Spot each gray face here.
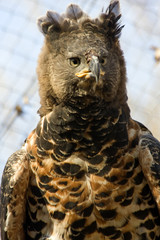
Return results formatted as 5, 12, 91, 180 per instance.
42, 31, 122, 103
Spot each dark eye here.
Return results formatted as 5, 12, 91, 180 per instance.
100, 57, 107, 65
69, 57, 81, 67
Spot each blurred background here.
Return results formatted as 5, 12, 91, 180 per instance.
0, 0, 160, 180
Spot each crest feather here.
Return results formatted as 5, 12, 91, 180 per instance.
37, 11, 64, 35
98, 0, 123, 39
65, 4, 83, 20
47, 11, 64, 25
108, 0, 120, 17
37, 0, 123, 39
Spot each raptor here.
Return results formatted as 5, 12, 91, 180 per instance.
1, 1, 160, 239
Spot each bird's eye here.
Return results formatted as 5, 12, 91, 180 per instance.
69, 58, 81, 67
100, 57, 107, 65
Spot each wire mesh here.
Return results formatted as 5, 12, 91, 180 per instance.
0, 0, 160, 182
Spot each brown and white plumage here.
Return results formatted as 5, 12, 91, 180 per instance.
1, 1, 160, 239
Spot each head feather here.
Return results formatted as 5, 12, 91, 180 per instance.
98, 0, 123, 39
37, 0, 123, 39
108, 0, 120, 17
47, 11, 64, 24
65, 4, 83, 20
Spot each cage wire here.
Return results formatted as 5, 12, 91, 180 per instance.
0, 0, 160, 182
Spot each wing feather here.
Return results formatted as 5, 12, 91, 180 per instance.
139, 134, 160, 214
0, 147, 29, 240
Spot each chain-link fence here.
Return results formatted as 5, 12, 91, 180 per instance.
0, 0, 160, 181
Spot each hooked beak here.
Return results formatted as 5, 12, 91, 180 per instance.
75, 56, 100, 83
